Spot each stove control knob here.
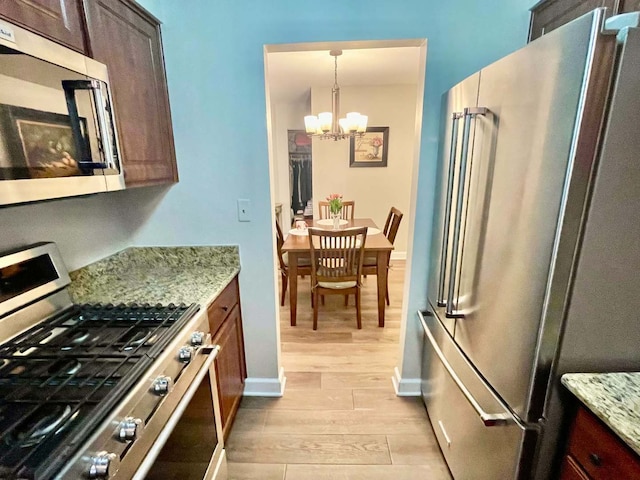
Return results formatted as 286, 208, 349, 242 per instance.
88, 451, 115, 479
190, 331, 204, 346
178, 346, 193, 363
118, 417, 142, 442
152, 375, 171, 395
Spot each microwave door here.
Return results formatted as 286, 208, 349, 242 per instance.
0, 40, 114, 205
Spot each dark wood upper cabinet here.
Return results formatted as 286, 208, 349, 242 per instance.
529, 0, 618, 42
0, 0, 87, 53
83, 0, 178, 187
620, 0, 640, 12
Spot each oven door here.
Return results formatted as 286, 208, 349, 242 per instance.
133, 345, 226, 480
0, 19, 123, 206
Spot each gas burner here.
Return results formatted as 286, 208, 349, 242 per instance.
6, 405, 77, 448
47, 358, 82, 377
60, 329, 92, 350
118, 328, 159, 351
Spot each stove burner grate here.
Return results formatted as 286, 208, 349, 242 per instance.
0, 302, 199, 479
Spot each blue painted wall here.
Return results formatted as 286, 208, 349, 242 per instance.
134, 0, 530, 382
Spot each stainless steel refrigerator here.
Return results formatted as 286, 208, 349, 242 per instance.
420, 9, 640, 479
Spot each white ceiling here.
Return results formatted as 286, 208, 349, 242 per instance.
267, 46, 422, 103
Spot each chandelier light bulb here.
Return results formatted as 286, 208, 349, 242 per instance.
318, 112, 332, 132
304, 115, 319, 134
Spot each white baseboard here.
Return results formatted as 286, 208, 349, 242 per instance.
392, 366, 421, 396
390, 251, 407, 261
243, 367, 286, 397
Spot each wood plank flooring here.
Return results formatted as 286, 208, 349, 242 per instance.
225, 261, 451, 479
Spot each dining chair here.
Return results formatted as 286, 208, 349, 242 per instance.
318, 200, 355, 220
363, 207, 403, 305
308, 227, 367, 330
275, 220, 311, 306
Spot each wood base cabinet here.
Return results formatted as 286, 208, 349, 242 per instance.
83, 0, 178, 187
561, 406, 640, 479
208, 277, 247, 442
0, 0, 87, 53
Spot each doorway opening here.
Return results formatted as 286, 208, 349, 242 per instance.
288, 130, 313, 224
264, 39, 427, 395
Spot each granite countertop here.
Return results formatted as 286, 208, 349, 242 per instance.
69, 246, 240, 307
562, 372, 640, 455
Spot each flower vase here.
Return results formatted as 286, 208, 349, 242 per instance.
330, 212, 341, 230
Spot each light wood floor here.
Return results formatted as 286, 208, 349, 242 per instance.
226, 261, 452, 479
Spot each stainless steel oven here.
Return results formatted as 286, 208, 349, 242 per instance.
0, 243, 226, 479
0, 19, 123, 207
57, 310, 227, 480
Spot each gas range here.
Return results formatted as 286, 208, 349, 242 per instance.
0, 243, 224, 479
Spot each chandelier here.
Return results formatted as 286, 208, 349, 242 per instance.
304, 50, 368, 141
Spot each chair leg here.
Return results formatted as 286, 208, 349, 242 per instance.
280, 273, 288, 307
344, 294, 349, 306
310, 277, 314, 307
385, 276, 390, 306
355, 288, 362, 329
313, 289, 319, 330
321, 295, 325, 306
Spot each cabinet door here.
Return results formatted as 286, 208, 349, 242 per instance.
529, 0, 617, 42
560, 455, 590, 480
568, 407, 640, 480
0, 0, 86, 52
83, 0, 178, 187
619, 0, 640, 12
213, 304, 247, 441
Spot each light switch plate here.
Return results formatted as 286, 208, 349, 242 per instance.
237, 199, 251, 222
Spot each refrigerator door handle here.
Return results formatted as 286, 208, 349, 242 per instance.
419, 311, 514, 427
446, 107, 488, 318
436, 112, 464, 307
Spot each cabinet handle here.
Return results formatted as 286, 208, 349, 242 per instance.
589, 453, 602, 467
221, 306, 229, 312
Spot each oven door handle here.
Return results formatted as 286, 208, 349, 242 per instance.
131, 345, 220, 480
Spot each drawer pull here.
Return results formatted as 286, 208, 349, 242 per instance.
221, 306, 229, 312
589, 453, 602, 467
418, 312, 513, 427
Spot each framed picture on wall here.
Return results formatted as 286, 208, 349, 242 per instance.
349, 126, 389, 168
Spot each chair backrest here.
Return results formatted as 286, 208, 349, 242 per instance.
383, 207, 403, 245
318, 200, 355, 220
275, 220, 287, 271
308, 227, 367, 285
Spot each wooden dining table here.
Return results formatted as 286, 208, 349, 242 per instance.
281, 218, 394, 327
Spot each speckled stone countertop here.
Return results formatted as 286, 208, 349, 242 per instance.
562, 373, 640, 455
69, 246, 240, 307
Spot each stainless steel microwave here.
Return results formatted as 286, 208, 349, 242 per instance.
0, 19, 124, 207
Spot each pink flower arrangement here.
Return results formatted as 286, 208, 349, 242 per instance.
326, 193, 343, 215
370, 136, 383, 147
